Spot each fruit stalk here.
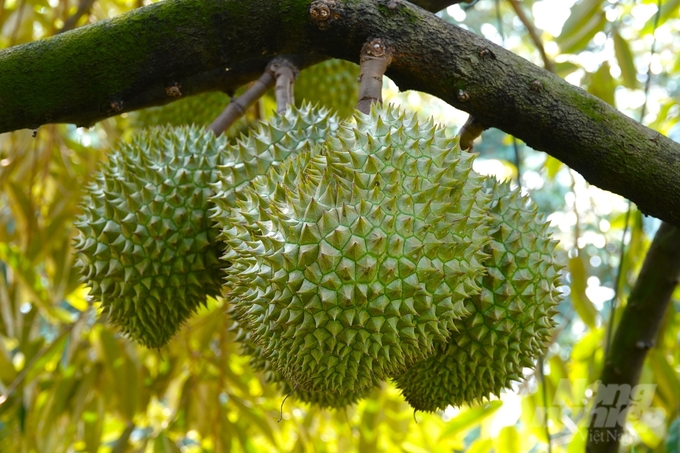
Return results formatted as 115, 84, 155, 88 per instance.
356, 38, 393, 113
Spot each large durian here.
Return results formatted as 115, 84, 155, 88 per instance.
393, 181, 563, 412
294, 59, 360, 118
74, 126, 228, 348
221, 104, 492, 393
76, 104, 340, 348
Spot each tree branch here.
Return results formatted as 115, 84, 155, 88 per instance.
586, 221, 680, 453
1, 0, 680, 228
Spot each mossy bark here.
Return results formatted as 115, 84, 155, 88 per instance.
1, 0, 680, 228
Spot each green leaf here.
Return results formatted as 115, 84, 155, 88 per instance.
667, 416, 680, 453
587, 62, 616, 107
83, 395, 104, 453
642, 0, 680, 33
544, 156, 564, 180
568, 255, 598, 329
153, 432, 182, 453
438, 401, 503, 439
557, 0, 607, 53
110, 423, 135, 453
647, 350, 680, 413
494, 426, 520, 453
467, 439, 493, 453
613, 29, 637, 89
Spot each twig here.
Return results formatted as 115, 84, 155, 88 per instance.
506, 0, 555, 74
270, 58, 298, 113
56, 0, 96, 34
208, 69, 275, 136
208, 57, 297, 135
356, 38, 393, 114
586, 222, 680, 453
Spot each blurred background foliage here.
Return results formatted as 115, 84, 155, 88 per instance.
0, 0, 679, 451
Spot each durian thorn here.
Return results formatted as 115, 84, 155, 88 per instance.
278, 383, 298, 423
356, 38, 394, 114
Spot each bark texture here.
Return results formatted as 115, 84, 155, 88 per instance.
587, 222, 680, 453
1, 0, 680, 228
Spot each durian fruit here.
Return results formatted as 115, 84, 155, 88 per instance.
74, 126, 228, 348
230, 314, 379, 409
294, 59, 360, 118
393, 180, 563, 412
76, 104, 340, 348
221, 104, 493, 394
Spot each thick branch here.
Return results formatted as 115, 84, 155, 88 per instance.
1, 0, 680, 228
586, 222, 680, 453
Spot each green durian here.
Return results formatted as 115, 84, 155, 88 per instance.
230, 315, 379, 409
222, 104, 492, 393
393, 180, 563, 412
74, 125, 228, 348
294, 59, 360, 118
76, 104, 340, 348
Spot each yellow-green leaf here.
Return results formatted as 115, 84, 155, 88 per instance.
613, 29, 637, 89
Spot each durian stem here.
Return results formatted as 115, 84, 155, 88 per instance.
270, 58, 299, 113
586, 221, 680, 453
458, 115, 488, 150
356, 38, 393, 114
208, 70, 275, 136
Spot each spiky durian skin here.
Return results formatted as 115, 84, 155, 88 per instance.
222, 104, 492, 393
230, 316, 378, 409
393, 181, 563, 412
75, 126, 228, 348
294, 59, 360, 118
210, 103, 340, 221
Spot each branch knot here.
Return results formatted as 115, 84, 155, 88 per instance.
310, 0, 336, 26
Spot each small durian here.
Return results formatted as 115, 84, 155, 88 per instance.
294, 59, 360, 118
393, 181, 563, 412
75, 126, 228, 348
222, 104, 492, 393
